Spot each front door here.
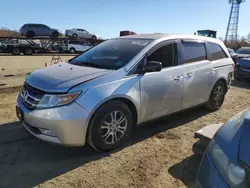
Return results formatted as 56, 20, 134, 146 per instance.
180, 40, 213, 109
139, 41, 184, 122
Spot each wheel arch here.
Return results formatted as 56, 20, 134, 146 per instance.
85, 96, 138, 143
215, 77, 228, 92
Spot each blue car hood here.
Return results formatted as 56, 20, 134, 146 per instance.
238, 58, 250, 68
26, 62, 112, 93
215, 108, 250, 165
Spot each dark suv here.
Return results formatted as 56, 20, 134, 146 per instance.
19, 24, 59, 38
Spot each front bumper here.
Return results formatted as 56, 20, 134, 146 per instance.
195, 153, 229, 188
16, 94, 90, 146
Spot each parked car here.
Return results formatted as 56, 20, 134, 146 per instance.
234, 57, 250, 80
16, 34, 234, 151
65, 28, 97, 40
67, 40, 93, 53
19, 23, 59, 38
196, 108, 250, 188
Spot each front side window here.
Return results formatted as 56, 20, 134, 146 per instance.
182, 42, 206, 64
207, 43, 227, 61
69, 38, 152, 70
147, 43, 178, 68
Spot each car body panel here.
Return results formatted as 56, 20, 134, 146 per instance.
196, 108, 250, 187
180, 60, 213, 109
17, 34, 234, 146
196, 153, 230, 188
235, 58, 250, 78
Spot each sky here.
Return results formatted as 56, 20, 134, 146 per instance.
0, 0, 250, 39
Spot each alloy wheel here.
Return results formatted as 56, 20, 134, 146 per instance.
212, 86, 224, 108
100, 111, 128, 145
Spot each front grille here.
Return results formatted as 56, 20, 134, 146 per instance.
20, 82, 45, 110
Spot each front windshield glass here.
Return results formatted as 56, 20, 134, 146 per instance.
68, 38, 152, 70
237, 48, 250, 55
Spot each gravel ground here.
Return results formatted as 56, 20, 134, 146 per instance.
0, 78, 250, 188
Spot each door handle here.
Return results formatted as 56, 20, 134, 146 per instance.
186, 72, 192, 77
174, 75, 183, 82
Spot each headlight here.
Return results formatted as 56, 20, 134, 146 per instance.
208, 139, 247, 187
37, 91, 81, 108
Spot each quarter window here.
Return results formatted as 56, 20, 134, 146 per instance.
182, 42, 206, 64
207, 43, 227, 61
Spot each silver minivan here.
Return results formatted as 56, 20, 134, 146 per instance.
16, 34, 234, 151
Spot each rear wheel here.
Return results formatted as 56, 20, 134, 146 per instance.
52, 31, 59, 38
26, 31, 35, 38
88, 100, 133, 151
12, 48, 21, 55
92, 35, 97, 40
206, 80, 227, 111
69, 48, 76, 53
23, 48, 33, 55
72, 33, 78, 38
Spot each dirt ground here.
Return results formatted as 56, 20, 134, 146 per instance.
0, 55, 73, 88
0, 56, 250, 188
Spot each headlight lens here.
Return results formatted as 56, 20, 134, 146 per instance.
208, 139, 247, 187
38, 91, 81, 108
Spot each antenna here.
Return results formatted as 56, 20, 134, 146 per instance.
225, 0, 245, 43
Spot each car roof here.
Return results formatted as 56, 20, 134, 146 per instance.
239, 47, 250, 49
117, 33, 222, 43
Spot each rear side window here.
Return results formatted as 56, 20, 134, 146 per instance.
207, 43, 227, 61
182, 42, 206, 64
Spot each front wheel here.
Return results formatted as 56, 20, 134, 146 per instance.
205, 80, 227, 111
87, 100, 133, 151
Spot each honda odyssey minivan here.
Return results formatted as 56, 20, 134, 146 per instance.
16, 34, 234, 151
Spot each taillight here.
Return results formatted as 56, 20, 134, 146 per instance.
232, 63, 235, 71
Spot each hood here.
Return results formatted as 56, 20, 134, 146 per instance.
238, 58, 250, 68
26, 62, 112, 93
215, 108, 250, 165
237, 54, 250, 58
238, 112, 250, 166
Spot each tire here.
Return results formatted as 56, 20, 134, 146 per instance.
52, 31, 59, 38
23, 48, 33, 55
72, 33, 78, 38
69, 48, 76, 53
88, 100, 133, 151
12, 48, 21, 55
26, 31, 35, 38
206, 80, 227, 111
92, 35, 97, 40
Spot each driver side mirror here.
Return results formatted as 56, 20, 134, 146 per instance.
144, 61, 162, 73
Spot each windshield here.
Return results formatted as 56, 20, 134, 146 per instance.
237, 48, 250, 55
68, 38, 152, 70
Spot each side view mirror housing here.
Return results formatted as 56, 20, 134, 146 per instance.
144, 61, 162, 73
